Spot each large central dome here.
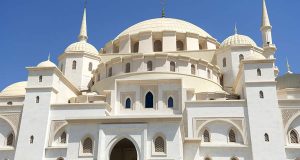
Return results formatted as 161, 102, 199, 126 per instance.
116, 18, 213, 39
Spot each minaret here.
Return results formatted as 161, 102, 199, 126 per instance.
261, 0, 273, 47
78, 4, 88, 42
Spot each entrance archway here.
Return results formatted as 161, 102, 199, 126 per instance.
110, 138, 137, 160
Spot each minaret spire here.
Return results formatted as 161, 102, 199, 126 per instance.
78, 0, 88, 42
286, 57, 293, 74
260, 0, 273, 47
234, 23, 238, 35
161, 0, 166, 18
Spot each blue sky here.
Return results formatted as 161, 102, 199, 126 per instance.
0, 0, 299, 90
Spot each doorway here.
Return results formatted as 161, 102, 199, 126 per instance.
110, 138, 137, 160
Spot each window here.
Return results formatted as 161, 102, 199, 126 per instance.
60, 64, 64, 72
204, 157, 211, 160
259, 91, 264, 99
147, 61, 153, 71
203, 130, 210, 142
88, 62, 93, 71
125, 63, 131, 73
39, 76, 43, 82
154, 40, 162, 52
7, 133, 13, 146
145, 92, 154, 108
257, 68, 262, 76
36, 96, 40, 103
229, 129, 236, 142
154, 136, 165, 153
176, 40, 184, 51
207, 69, 211, 79
168, 97, 174, 108
199, 44, 203, 50
265, 133, 269, 142
133, 42, 139, 53
7, 101, 12, 105
223, 58, 226, 67
290, 130, 299, 144
57, 157, 64, 160
83, 137, 93, 154
72, 61, 77, 70
239, 54, 244, 62
60, 132, 67, 144
170, 61, 175, 72
191, 64, 196, 75
30, 135, 34, 144
108, 67, 112, 77
125, 98, 131, 109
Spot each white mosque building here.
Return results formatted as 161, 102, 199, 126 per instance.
0, 0, 300, 160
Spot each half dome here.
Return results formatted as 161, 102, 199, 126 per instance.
65, 41, 98, 55
221, 34, 257, 47
116, 18, 213, 39
0, 81, 27, 97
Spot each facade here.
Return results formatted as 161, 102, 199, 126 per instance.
0, 0, 300, 160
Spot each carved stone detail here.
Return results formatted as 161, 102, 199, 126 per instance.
282, 109, 300, 127
0, 113, 21, 135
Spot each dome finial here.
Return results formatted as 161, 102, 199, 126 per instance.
161, 0, 166, 18
48, 52, 51, 61
286, 57, 293, 74
78, 0, 88, 42
234, 23, 238, 35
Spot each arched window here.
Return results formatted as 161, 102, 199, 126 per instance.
239, 54, 244, 62
259, 91, 264, 99
207, 69, 211, 79
7, 101, 12, 105
154, 136, 165, 153
223, 58, 226, 67
6, 133, 14, 146
203, 130, 210, 142
39, 76, 43, 82
88, 62, 93, 71
108, 67, 112, 77
60, 64, 64, 72
257, 68, 262, 76
170, 61, 175, 72
229, 129, 236, 142
168, 97, 174, 108
191, 64, 196, 75
145, 92, 154, 108
264, 133, 269, 142
147, 61, 153, 71
133, 42, 139, 53
290, 130, 299, 144
57, 157, 64, 160
125, 98, 131, 109
36, 96, 40, 103
176, 40, 184, 51
30, 135, 34, 144
125, 63, 130, 73
72, 61, 77, 70
204, 157, 211, 160
154, 40, 162, 52
60, 132, 67, 144
82, 137, 93, 154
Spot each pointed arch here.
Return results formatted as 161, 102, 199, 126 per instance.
257, 68, 262, 76
36, 96, 40, 103
82, 137, 93, 154
239, 54, 244, 62
72, 60, 77, 70
60, 131, 67, 144
290, 130, 299, 144
176, 40, 184, 51
125, 98, 131, 109
88, 62, 93, 71
145, 91, 154, 108
229, 129, 236, 142
264, 133, 270, 142
167, 97, 174, 108
259, 91, 264, 99
6, 132, 14, 146
170, 61, 175, 72
203, 130, 210, 142
30, 135, 34, 144
191, 64, 196, 75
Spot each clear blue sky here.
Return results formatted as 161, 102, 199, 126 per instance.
0, 0, 299, 90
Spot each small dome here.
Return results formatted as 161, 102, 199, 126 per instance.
65, 41, 98, 55
37, 60, 57, 67
0, 81, 27, 97
221, 34, 257, 47
116, 18, 213, 39
276, 73, 300, 90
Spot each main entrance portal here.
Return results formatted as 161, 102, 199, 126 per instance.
110, 138, 137, 160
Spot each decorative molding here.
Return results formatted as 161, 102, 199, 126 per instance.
0, 113, 21, 135
282, 109, 300, 127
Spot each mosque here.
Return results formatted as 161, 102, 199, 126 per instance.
0, 0, 299, 160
